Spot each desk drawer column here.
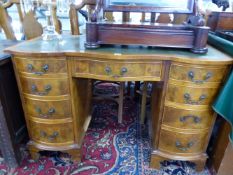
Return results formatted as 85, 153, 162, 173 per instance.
12, 56, 80, 162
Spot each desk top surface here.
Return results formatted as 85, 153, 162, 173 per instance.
5, 35, 233, 65
0, 40, 19, 60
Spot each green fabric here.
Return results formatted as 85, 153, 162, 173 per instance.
208, 33, 233, 143
212, 71, 233, 143
208, 33, 233, 56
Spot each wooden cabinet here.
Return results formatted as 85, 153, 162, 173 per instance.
152, 62, 229, 170
5, 35, 233, 172
0, 53, 27, 168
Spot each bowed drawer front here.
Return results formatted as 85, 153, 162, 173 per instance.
20, 76, 69, 97
159, 128, 208, 154
162, 106, 214, 130
24, 97, 71, 119
169, 64, 228, 84
71, 58, 163, 81
15, 57, 67, 75
28, 119, 74, 145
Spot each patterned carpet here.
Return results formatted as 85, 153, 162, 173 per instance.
0, 83, 212, 175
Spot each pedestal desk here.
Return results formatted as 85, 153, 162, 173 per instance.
5, 35, 233, 171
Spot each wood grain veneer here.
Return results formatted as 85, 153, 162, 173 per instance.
4, 35, 233, 171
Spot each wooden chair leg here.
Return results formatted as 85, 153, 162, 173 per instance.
140, 82, 148, 124
118, 82, 124, 123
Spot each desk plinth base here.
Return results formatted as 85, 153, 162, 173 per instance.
150, 150, 208, 172
28, 141, 81, 163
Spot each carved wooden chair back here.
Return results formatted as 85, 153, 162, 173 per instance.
0, 0, 43, 40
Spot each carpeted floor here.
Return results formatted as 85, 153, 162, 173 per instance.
0, 97, 211, 175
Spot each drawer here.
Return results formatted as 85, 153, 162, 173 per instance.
24, 97, 71, 119
166, 83, 219, 105
20, 76, 69, 96
170, 63, 227, 84
163, 106, 214, 130
159, 128, 208, 154
28, 120, 74, 145
14, 57, 67, 75
73, 59, 163, 81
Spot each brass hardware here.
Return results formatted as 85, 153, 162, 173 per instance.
175, 140, 194, 151
120, 67, 128, 75
48, 131, 59, 141
105, 66, 112, 75
40, 131, 47, 137
40, 131, 59, 141
180, 115, 201, 124
188, 71, 212, 84
27, 64, 49, 75
35, 107, 56, 118
27, 64, 33, 71
42, 64, 49, 72
31, 84, 52, 96
184, 93, 206, 105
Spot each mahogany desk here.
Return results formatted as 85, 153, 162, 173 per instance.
5, 35, 233, 171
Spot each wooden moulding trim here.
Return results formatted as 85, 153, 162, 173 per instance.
72, 73, 162, 82
28, 116, 72, 124
165, 101, 210, 110
161, 124, 209, 134
151, 150, 208, 160
20, 74, 69, 80
28, 140, 78, 149
23, 93, 70, 100
6, 53, 233, 66
19, 72, 68, 78
168, 80, 220, 89
168, 79, 221, 88
25, 95, 70, 101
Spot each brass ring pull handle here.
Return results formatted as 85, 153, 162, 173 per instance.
188, 71, 212, 84
180, 115, 201, 124
27, 64, 49, 75
31, 84, 52, 96
35, 107, 56, 118
105, 66, 112, 75
175, 140, 194, 151
120, 67, 128, 76
48, 131, 59, 141
184, 93, 206, 105
40, 131, 59, 141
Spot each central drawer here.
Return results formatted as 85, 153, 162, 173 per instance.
28, 120, 74, 145
72, 59, 163, 81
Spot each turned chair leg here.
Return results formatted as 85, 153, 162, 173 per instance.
140, 82, 148, 124
118, 82, 124, 123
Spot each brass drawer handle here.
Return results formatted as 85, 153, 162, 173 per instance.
105, 66, 112, 75
184, 93, 206, 105
188, 71, 212, 84
175, 140, 194, 151
120, 67, 128, 76
31, 84, 52, 96
40, 131, 59, 142
27, 64, 49, 75
35, 107, 56, 118
180, 115, 201, 124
